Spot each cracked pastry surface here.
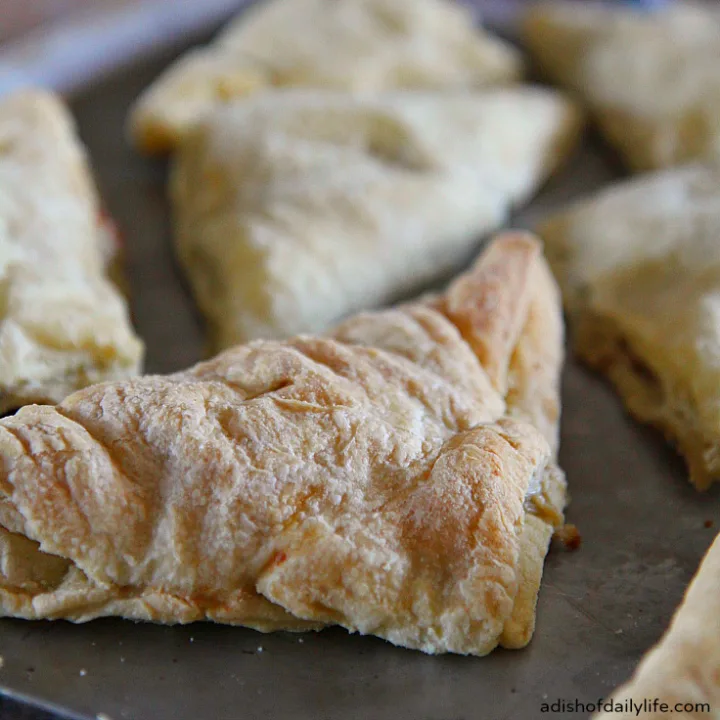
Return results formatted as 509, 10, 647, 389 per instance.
594, 533, 720, 719
129, 0, 523, 153
538, 164, 720, 490
523, 1, 720, 172
0, 90, 144, 415
0, 232, 566, 656
170, 88, 581, 350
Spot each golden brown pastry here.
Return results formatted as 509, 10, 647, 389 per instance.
0, 90, 144, 415
0, 232, 566, 656
524, 1, 720, 172
537, 163, 720, 490
129, 0, 523, 153
171, 88, 581, 350
594, 533, 720, 720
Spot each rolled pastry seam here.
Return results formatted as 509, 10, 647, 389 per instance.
129, 0, 523, 154
0, 232, 566, 655
0, 90, 144, 414
593, 533, 720, 719
170, 87, 582, 350
537, 163, 720, 490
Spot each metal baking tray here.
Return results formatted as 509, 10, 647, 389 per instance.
0, 6, 718, 720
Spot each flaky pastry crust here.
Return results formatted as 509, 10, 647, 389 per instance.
524, 1, 720, 172
170, 88, 581, 350
538, 164, 720, 490
129, 0, 523, 153
0, 90, 143, 414
0, 233, 565, 655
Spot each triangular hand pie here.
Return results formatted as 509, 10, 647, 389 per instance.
129, 0, 523, 153
170, 88, 581, 350
524, 1, 720, 172
0, 90, 143, 414
594, 533, 720, 720
0, 233, 566, 656
537, 164, 720, 490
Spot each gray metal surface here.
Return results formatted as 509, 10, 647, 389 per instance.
0, 26, 718, 720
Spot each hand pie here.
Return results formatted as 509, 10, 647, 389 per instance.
523, 1, 720, 172
0, 232, 566, 656
594, 533, 720, 720
128, 0, 523, 153
0, 90, 143, 415
170, 88, 581, 350
537, 164, 720, 490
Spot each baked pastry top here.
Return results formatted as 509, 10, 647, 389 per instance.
0, 90, 144, 414
538, 163, 720, 490
171, 88, 581, 350
524, 1, 720, 172
594, 533, 720, 719
129, 0, 523, 153
0, 232, 566, 656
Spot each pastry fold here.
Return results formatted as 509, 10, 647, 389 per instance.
523, 1, 720, 172
538, 164, 720, 490
0, 90, 143, 414
594, 533, 720, 720
0, 232, 566, 656
170, 88, 581, 350
129, 0, 523, 153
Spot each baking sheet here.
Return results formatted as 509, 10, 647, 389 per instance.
0, 13, 719, 720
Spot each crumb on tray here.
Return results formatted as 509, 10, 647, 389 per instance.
554, 523, 582, 550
